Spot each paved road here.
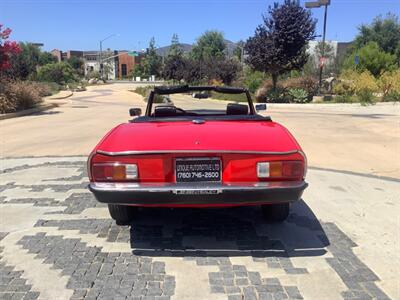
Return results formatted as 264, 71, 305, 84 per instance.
1, 84, 399, 179
0, 83, 399, 300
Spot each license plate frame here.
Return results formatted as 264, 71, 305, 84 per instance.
175, 157, 222, 183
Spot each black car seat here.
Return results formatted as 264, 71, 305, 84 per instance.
226, 103, 248, 115
154, 106, 177, 117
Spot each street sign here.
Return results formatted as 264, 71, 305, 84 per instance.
305, 1, 321, 8
319, 57, 327, 67
128, 51, 139, 57
354, 55, 360, 65
319, 0, 331, 5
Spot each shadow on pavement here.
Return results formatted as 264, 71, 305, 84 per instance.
129, 199, 329, 258
32, 110, 61, 116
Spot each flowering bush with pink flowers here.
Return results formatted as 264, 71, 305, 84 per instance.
0, 24, 21, 72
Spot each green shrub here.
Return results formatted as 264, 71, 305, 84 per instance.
210, 92, 248, 102
27, 81, 53, 97
133, 85, 165, 103
354, 71, 378, 105
343, 42, 397, 77
357, 90, 375, 105
288, 88, 309, 103
265, 87, 291, 103
379, 70, 400, 99
256, 76, 317, 103
255, 80, 273, 102
243, 70, 266, 93
333, 69, 357, 96
134, 86, 153, 97
0, 80, 43, 113
334, 94, 355, 103
86, 71, 101, 80
281, 76, 318, 99
382, 91, 400, 102
41, 82, 61, 94
37, 62, 78, 85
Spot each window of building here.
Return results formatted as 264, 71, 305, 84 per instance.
121, 64, 127, 77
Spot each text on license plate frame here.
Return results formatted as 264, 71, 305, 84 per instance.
175, 157, 222, 183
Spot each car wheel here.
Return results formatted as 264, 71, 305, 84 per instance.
108, 204, 136, 225
261, 203, 290, 223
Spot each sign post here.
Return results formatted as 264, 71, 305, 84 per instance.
305, 0, 331, 95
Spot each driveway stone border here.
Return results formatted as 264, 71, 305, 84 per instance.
0, 104, 59, 120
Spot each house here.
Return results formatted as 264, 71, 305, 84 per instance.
50, 49, 143, 79
307, 41, 353, 67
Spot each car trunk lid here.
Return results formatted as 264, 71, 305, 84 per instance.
96, 120, 301, 153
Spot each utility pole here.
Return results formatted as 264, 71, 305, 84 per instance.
99, 40, 103, 79
305, 0, 331, 95
319, 3, 328, 94
99, 34, 119, 80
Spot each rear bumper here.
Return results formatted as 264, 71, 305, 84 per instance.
88, 181, 308, 207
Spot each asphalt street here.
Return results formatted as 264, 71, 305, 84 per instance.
0, 83, 399, 300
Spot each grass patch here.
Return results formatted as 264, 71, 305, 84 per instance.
131, 86, 165, 103
210, 91, 249, 102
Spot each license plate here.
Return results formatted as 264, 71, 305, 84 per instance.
173, 189, 221, 195
175, 158, 221, 182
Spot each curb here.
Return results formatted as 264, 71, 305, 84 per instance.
0, 103, 59, 120
47, 90, 73, 100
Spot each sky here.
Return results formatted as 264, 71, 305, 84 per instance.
1, 0, 399, 52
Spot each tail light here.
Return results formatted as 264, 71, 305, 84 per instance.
257, 161, 304, 180
92, 163, 138, 182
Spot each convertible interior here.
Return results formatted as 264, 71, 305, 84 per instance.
152, 103, 249, 118
131, 85, 271, 122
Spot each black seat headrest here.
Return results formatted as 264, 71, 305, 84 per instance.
226, 103, 249, 115
154, 106, 177, 117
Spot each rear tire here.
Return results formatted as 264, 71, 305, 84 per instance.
261, 203, 290, 223
108, 204, 136, 225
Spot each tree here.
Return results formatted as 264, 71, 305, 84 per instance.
163, 55, 187, 83
167, 33, 183, 57
245, 0, 316, 89
344, 42, 396, 77
163, 34, 186, 82
7, 42, 41, 79
142, 37, 162, 77
203, 57, 242, 85
67, 56, 84, 76
191, 31, 226, 61
37, 62, 77, 84
354, 13, 400, 57
233, 40, 245, 62
129, 63, 145, 78
0, 24, 20, 72
396, 43, 400, 66
38, 52, 57, 66
181, 59, 202, 84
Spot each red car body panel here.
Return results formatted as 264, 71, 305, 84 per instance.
88, 86, 307, 210
95, 120, 301, 154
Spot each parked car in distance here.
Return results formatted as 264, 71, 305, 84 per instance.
88, 85, 308, 224
192, 91, 209, 99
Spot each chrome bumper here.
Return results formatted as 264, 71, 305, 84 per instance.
88, 181, 308, 206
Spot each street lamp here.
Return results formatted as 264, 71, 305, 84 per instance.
99, 34, 119, 80
306, 0, 330, 94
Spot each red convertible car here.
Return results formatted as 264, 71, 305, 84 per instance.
88, 86, 308, 224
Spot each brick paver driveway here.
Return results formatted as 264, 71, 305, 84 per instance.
1, 156, 398, 300
1, 84, 399, 300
